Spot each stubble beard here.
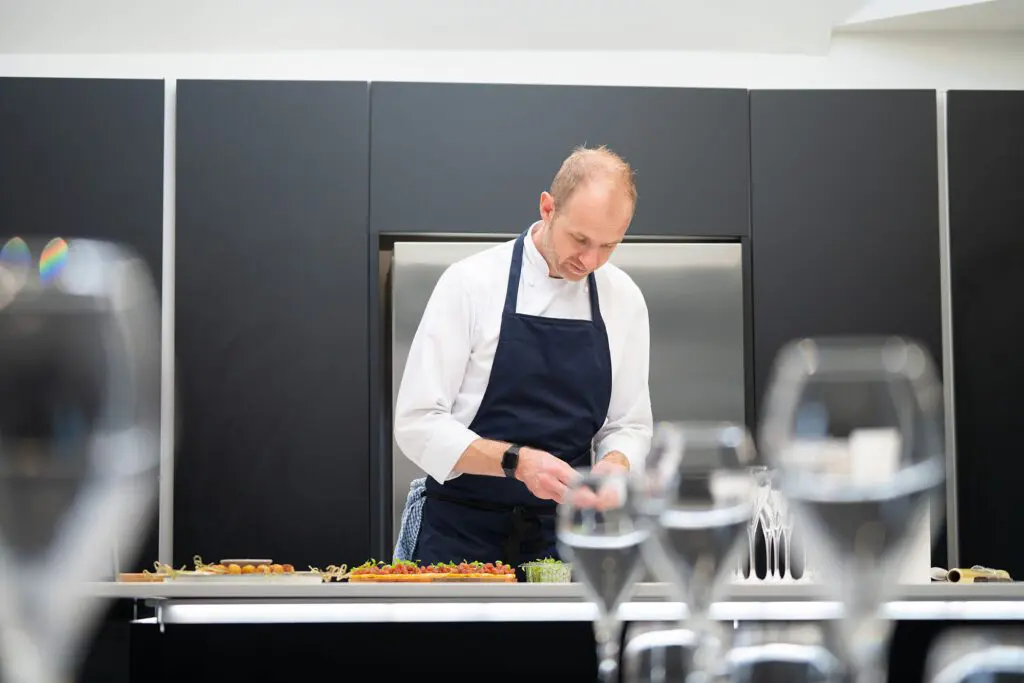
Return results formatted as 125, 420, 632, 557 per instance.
539, 220, 564, 279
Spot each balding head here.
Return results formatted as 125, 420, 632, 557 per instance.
534, 145, 637, 281
549, 145, 637, 217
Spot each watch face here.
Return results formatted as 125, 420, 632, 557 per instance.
502, 446, 519, 475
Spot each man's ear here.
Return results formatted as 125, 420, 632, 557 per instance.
539, 191, 556, 221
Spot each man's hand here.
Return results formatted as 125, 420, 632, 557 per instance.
592, 451, 630, 477
515, 447, 580, 504
571, 452, 630, 510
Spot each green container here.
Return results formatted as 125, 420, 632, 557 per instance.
521, 561, 573, 583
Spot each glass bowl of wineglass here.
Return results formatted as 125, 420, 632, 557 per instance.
925, 628, 1024, 682
636, 421, 758, 683
557, 468, 648, 683
0, 236, 162, 683
759, 336, 946, 683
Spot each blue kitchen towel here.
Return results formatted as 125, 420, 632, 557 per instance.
393, 477, 426, 562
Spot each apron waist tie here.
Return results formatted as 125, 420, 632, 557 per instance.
424, 490, 554, 564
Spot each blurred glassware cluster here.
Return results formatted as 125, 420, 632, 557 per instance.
734, 466, 807, 583
555, 336, 1019, 683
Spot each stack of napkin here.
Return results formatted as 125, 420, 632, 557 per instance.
931, 565, 1012, 583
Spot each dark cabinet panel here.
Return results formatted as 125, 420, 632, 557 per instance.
749, 90, 945, 561
175, 80, 370, 568
370, 82, 750, 237
947, 91, 1024, 575
0, 77, 165, 572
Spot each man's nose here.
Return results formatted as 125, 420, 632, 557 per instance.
580, 247, 599, 270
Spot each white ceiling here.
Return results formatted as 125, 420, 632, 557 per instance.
839, 0, 1024, 31
0, 0, 1021, 55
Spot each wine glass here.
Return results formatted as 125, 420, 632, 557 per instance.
925, 628, 1024, 683
773, 488, 797, 581
759, 336, 946, 683
744, 466, 772, 581
622, 622, 698, 683
0, 236, 162, 683
558, 468, 648, 683
728, 622, 845, 683
765, 484, 788, 581
638, 421, 757, 682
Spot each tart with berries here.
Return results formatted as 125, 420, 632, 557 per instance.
347, 560, 434, 582
426, 561, 517, 582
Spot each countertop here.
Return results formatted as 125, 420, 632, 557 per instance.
85, 581, 1024, 625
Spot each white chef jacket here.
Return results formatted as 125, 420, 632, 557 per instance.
393, 222, 654, 485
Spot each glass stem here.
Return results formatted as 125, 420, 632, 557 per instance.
854, 657, 887, 683
683, 608, 719, 683
746, 526, 756, 580
783, 528, 793, 580
594, 614, 622, 683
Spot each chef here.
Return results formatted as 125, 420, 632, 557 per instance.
393, 145, 653, 569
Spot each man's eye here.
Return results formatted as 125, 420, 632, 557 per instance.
574, 235, 587, 244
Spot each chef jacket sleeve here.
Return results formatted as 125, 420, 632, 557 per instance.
393, 264, 479, 484
593, 289, 654, 471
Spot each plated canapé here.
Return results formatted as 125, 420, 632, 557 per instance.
347, 560, 517, 582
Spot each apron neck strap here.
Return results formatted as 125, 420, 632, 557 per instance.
504, 228, 605, 326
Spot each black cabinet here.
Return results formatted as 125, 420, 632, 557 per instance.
0, 76, 166, 571
946, 91, 1024, 575
749, 89, 942, 402
370, 82, 750, 238
174, 80, 371, 568
749, 90, 945, 562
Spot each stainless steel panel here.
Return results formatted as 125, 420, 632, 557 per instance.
388, 240, 746, 545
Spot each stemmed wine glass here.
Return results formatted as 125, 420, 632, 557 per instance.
728, 622, 845, 683
558, 468, 649, 683
638, 421, 757, 683
744, 466, 772, 582
765, 484, 788, 581
773, 487, 797, 581
0, 236, 162, 683
759, 336, 946, 683
925, 628, 1024, 682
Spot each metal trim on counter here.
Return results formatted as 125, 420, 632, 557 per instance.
139, 599, 1024, 625
89, 581, 1024, 626
90, 581, 1024, 602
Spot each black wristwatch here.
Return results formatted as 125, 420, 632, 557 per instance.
501, 444, 521, 479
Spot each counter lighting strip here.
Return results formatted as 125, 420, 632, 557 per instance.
146, 600, 1024, 625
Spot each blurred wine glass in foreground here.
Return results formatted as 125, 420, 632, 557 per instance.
558, 469, 647, 683
759, 336, 946, 683
728, 622, 845, 683
0, 236, 161, 683
638, 421, 757, 683
925, 628, 1024, 683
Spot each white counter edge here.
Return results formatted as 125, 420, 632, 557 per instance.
88, 580, 1024, 602
141, 599, 1024, 624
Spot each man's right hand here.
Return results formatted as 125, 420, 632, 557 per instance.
515, 448, 580, 504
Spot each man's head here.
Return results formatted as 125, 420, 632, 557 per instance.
537, 145, 637, 281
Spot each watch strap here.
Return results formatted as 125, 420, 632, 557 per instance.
501, 444, 521, 478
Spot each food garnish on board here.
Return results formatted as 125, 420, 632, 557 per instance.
193, 555, 297, 575
347, 559, 517, 582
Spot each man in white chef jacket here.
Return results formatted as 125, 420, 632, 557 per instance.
393, 145, 653, 572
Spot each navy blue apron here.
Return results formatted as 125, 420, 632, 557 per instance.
413, 229, 613, 573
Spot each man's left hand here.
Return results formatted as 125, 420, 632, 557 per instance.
592, 451, 629, 476
567, 452, 630, 511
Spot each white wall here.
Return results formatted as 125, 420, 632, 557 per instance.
1, 31, 1023, 89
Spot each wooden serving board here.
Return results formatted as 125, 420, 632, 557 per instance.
167, 571, 325, 585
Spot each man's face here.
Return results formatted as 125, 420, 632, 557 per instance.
538, 180, 633, 282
